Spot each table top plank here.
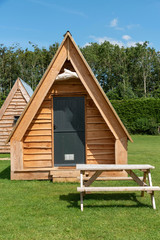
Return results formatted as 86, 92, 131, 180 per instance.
76, 164, 155, 171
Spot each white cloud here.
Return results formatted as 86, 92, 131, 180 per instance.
126, 41, 144, 47
90, 35, 123, 47
110, 18, 118, 27
83, 42, 92, 47
89, 35, 144, 48
122, 35, 131, 41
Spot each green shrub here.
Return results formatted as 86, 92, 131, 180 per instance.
111, 98, 160, 135
0, 99, 4, 108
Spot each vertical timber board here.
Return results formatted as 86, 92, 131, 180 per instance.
115, 137, 128, 165
10, 139, 23, 172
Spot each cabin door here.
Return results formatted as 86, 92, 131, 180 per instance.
53, 97, 85, 166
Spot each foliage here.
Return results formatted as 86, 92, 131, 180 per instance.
0, 135, 160, 239
0, 42, 59, 101
107, 82, 136, 100
111, 98, 160, 134
81, 41, 160, 99
0, 40, 160, 104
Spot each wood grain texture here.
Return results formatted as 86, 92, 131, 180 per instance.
0, 86, 28, 153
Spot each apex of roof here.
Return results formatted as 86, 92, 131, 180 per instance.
19, 78, 33, 97
0, 77, 33, 120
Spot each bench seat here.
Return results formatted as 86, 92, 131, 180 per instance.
77, 186, 160, 192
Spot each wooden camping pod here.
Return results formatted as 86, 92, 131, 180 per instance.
0, 78, 33, 153
7, 32, 132, 181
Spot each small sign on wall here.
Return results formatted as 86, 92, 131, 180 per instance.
64, 154, 74, 161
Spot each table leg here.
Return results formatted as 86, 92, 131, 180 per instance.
80, 192, 83, 211
80, 170, 84, 211
148, 170, 156, 210
141, 171, 147, 197
80, 170, 84, 188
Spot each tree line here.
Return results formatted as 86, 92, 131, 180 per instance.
0, 40, 160, 104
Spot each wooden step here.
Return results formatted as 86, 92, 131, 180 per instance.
77, 186, 160, 192
50, 170, 79, 178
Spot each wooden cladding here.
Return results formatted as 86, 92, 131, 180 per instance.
23, 76, 115, 168
23, 99, 52, 168
0, 89, 27, 153
86, 96, 115, 165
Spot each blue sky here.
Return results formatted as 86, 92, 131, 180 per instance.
0, 0, 160, 50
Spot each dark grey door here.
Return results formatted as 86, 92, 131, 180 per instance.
53, 97, 85, 166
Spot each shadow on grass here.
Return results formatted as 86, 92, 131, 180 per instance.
0, 166, 10, 179
60, 192, 151, 209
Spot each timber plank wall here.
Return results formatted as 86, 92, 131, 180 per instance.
23, 77, 115, 168
0, 90, 28, 153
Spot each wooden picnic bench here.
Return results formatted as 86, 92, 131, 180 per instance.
76, 164, 160, 211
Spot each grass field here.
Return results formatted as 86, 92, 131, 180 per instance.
0, 135, 160, 240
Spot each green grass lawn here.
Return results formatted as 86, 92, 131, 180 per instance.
0, 135, 160, 240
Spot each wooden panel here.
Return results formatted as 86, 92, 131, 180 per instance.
87, 108, 100, 116
87, 123, 109, 131
28, 123, 51, 130
3, 111, 24, 116
25, 130, 51, 136
87, 149, 114, 155
23, 135, 52, 142
11, 171, 50, 180
23, 142, 52, 148
115, 137, 128, 165
0, 86, 28, 153
87, 160, 114, 164
32, 119, 51, 123
54, 79, 82, 85
87, 138, 115, 144
10, 139, 23, 171
34, 113, 51, 120
23, 154, 52, 161
50, 170, 79, 178
86, 93, 115, 165
24, 161, 52, 168
87, 144, 114, 150
87, 117, 105, 123
87, 154, 115, 160
23, 148, 52, 154
52, 84, 86, 94
37, 108, 51, 114
22, 94, 52, 168
87, 131, 114, 139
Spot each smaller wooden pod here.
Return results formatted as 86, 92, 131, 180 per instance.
0, 78, 33, 153
7, 32, 132, 181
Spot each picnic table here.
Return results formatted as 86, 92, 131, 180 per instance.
76, 164, 160, 211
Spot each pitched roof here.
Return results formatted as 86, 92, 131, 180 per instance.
19, 78, 33, 97
7, 32, 132, 142
0, 77, 33, 120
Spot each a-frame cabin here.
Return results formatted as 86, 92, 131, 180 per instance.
0, 78, 33, 153
8, 32, 132, 181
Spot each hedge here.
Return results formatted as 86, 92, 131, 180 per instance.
111, 98, 160, 135
0, 100, 4, 108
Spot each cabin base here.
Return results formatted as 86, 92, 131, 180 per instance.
11, 169, 128, 181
